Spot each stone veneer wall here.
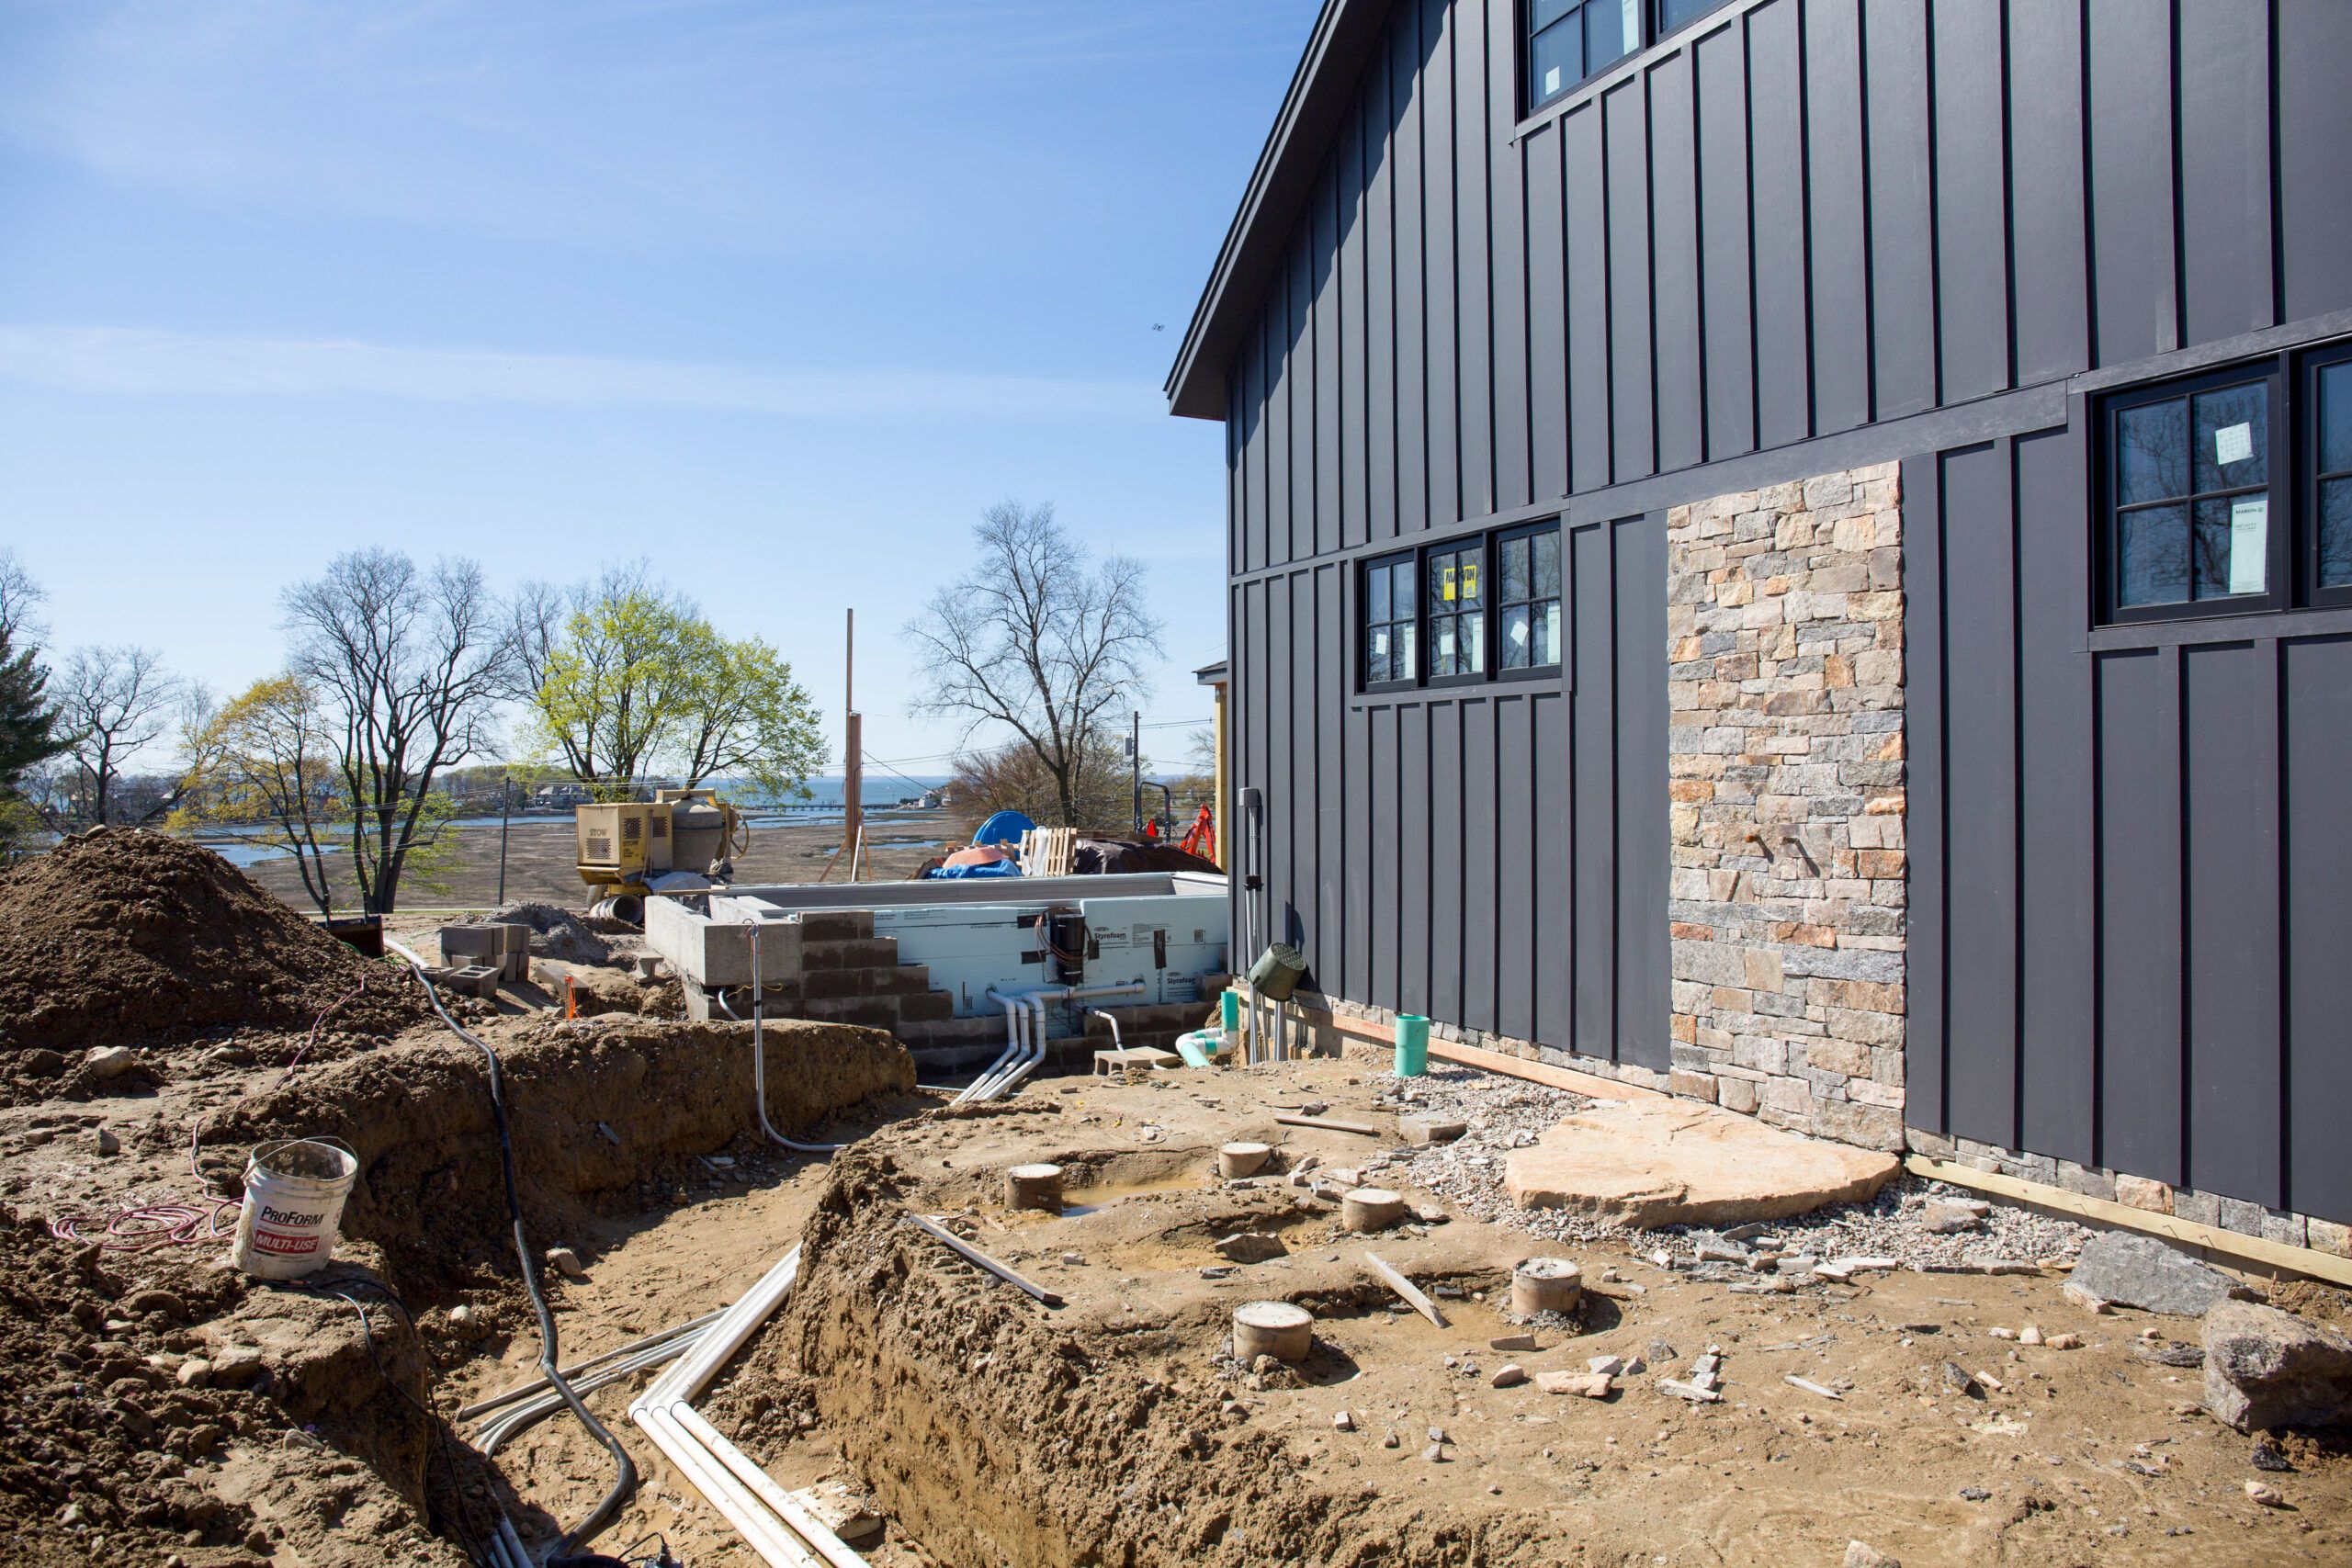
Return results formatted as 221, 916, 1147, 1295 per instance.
1664, 463, 1908, 1150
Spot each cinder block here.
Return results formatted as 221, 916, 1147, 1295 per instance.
899, 990, 956, 1023
802, 965, 933, 1000
797, 909, 874, 942
793, 997, 899, 1030
801, 938, 900, 971
439, 926, 500, 964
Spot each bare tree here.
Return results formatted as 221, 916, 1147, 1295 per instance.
282, 549, 516, 915
0, 549, 45, 648
51, 645, 187, 829
906, 500, 1164, 827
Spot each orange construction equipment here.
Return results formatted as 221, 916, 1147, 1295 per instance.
1178, 803, 1216, 864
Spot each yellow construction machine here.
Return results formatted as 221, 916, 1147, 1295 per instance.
574, 787, 749, 919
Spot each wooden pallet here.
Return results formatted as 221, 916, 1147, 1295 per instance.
1019, 827, 1077, 877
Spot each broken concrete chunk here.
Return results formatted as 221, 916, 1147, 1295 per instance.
2070, 1231, 2248, 1317
1535, 1370, 1614, 1398
2202, 1300, 2352, 1433
1921, 1201, 1985, 1235
2245, 1481, 2287, 1507
785, 1483, 885, 1546
89, 1127, 120, 1156
1657, 1378, 1722, 1404
1331, 1410, 1353, 1431
1213, 1233, 1288, 1264
1844, 1543, 1902, 1568
1400, 1115, 1467, 1146
1489, 1334, 1540, 1352
545, 1247, 586, 1279
1491, 1364, 1528, 1389
1586, 1355, 1623, 1377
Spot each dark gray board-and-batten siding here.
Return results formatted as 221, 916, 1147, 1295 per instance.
1210, 0, 2352, 1220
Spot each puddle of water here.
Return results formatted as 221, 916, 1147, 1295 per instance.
1057, 1174, 1209, 1216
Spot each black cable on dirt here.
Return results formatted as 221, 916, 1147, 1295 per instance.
403, 957, 639, 1562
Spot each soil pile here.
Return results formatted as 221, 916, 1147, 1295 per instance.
0, 829, 428, 1053
212, 1017, 916, 1292
459, 902, 611, 965
0, 1212, 455, 1566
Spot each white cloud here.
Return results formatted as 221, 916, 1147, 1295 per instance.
0, 324, 1159, 421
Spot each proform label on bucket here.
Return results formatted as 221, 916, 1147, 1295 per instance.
232, 1138, 359, 1281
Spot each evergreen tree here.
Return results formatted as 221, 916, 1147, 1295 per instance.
0, 626, 69, 839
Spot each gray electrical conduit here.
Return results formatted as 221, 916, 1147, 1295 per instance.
399, 956, 637, 1564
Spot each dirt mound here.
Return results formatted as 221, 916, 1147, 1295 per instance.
209, 1017, 916, 1293
459, 902, 611, 965
0, 829, 428, 1054
0, 1212, 458, 1566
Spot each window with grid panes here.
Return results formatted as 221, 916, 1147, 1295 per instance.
1361, 551, 1418, 687
1496, 525, 1563, 671
1425, 541, 1487, 678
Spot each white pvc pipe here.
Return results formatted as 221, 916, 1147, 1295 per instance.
626, 1244, 863, 1568
636, 1247, 800, 1411
672, 1404, 870, 1568
637, 1404, 825, 1568
960, 994, 1025, 1104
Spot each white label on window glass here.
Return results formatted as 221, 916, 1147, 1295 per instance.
1373, 630, 1389, 657
1544, 66, 1561, 95
2215, 422, 2254, 466
1509, 616, 1529, 647
1438, 628, 1455, 660
2229, 497, 2267, 593
1623, 0, 1641, 46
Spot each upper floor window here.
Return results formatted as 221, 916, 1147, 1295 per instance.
1526, 1, 1732, 114
2098, 340, 2352, 624
1497, 525, 1563, 669
1363, 551, 1418, 690
1359, 525, 1563, 693
1426, 539, 1487, 679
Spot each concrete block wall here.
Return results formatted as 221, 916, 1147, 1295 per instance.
1663, 462, 1908, 1151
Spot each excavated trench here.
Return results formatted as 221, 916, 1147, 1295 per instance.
152, 1015, 918, 1564
690, 1106, 1558, 1568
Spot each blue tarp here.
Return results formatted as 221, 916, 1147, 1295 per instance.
921, 859, 1023, 880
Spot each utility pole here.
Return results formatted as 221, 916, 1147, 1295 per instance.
842, 609, 862, 882
1129, 710, 1141, 837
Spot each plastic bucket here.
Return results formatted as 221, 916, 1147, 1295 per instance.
1393, 1014, 1431, 1077
231, 1138, 359, 1280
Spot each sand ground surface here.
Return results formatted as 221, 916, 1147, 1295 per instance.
3, 833, 2346, 1566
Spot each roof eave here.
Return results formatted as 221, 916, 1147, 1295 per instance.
1162, 0, 1392, 423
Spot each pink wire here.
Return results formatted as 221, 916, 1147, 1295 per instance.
51, 976, 374, 1255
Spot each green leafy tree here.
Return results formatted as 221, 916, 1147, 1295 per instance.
175, 674, 346, 916
525, 566, 825, 807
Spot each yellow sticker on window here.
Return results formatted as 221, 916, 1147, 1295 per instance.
1442, 565, 1456, 602
1462, 564, 1478, 600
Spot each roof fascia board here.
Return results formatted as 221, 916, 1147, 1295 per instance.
1162, 0, 1392, 422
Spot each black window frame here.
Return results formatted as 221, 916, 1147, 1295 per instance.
2093, 344, 2352, 627
1522, 0, 1735, 117
1423, 536, 1490, 687
2306, 339, 2352, 611
1360, 548, 1419, 694
1493, 521, 1566, 680
1357, 523, 1566, 694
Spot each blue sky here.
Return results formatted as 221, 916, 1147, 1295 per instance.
0, 0, 1315, 775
